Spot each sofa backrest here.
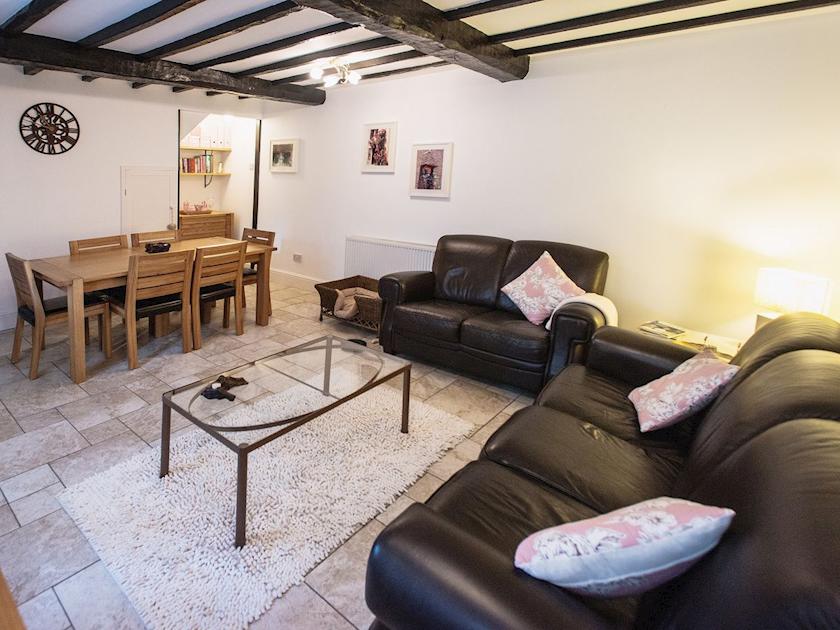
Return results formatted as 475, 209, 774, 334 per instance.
495, 240, 609, 313
432, 235, 512, 307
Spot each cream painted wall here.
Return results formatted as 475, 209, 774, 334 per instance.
259, 9, 840, 340
0, 68, 264, 329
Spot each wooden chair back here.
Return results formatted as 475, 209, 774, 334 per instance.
192, 242, 247, 293
130, 229, 181, 247
241, 227, 275, 247
125, 250, 194, 310
69, 234, 128, 255
5, 253, 43, 319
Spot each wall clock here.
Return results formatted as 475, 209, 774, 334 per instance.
19, 102, 80, 155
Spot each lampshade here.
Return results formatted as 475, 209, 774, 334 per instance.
754, 267, 831, 314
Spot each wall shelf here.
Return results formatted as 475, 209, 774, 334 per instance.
180, 172, 231, 177
179, 146, 232, 152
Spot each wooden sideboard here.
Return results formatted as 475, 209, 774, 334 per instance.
179, 211, 233, 239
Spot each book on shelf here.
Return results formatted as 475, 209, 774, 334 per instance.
180, 154, 214, 174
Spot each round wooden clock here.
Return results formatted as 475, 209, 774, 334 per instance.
19, 102, 80, 155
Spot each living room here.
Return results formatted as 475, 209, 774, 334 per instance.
0, 1, 838, 629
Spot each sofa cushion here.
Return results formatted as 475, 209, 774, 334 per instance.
432, 235, 512, 307
501, 251, 585, 325
461, 310, 550, 364
392, 300, 490, 342
483, 406, 682, 513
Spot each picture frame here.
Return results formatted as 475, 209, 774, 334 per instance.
270, 139, 299, 173
409, 143, 453, 198
361, 122, 397, 173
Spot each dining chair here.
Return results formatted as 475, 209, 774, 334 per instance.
69, 234, 128, 255
109, 250, 194, 370
130, 229, 181, 247
241, 228, 276, 315
5, 253, 111, 379
191, 242, 246, 349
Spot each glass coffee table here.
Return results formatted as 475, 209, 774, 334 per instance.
159, 335, 412, 547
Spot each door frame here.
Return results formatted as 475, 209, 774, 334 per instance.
120, 165, 178, 234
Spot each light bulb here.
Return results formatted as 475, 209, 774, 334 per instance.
323, 74, 340, 87
309, 67, 324, 80
348, 71, 361, 85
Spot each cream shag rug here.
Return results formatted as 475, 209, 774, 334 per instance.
59, 385, 471, 630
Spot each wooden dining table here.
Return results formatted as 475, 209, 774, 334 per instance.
29, 237, 276, 384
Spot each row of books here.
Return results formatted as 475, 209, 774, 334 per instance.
181, 155, 214, 174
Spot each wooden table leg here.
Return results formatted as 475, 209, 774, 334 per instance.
67, 278, 86, 384
255, 250, 272, 326
149, 314, 171, 338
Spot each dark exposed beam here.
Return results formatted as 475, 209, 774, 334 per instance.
293, 0, 528, 81
275, 49, 425, 83
234, 36, 398, 77
0, 32, 326, 105
1, 0, 70, 33
131, 82, 149, 89
358, 60, 447, 81
80, 75, 96, 81
140, 1, 300, 59
488, 0, 724, 43
516, 0, 840, 55
444, 0, 541, 20
171, 86, 192, 92
191, 22, 356, 70
206, 90, 221, 96
77, 0, 205, 47
22, 65, 40, 75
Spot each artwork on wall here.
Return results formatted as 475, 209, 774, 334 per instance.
361, 122, 397, 173
270, 139, 299, 173
409, 143, 453, 198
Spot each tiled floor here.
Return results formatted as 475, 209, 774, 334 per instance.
0, 281, 532, 630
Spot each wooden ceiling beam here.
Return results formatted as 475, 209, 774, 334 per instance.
190, 22, 357, 69
358, 60, 447, 81
1, 0, 70, 33
488, 0, 724, 43
77, 0, 206, 47
292, 0, 528, 81
274, 49, 426, 83
234, 35, 398, 77
516, 0, 840, 55
444, 0, 541, 20
140, 1, 300, 59
0, 32, 326, 104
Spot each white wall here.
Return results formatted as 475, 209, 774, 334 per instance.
258, 9, 840, 340
0, 68, 263, 329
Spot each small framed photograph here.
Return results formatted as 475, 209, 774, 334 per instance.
409, 143, 453, 198
362, 122, 397, 173
270, 139, 299, 173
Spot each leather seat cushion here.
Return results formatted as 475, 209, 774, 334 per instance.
110, 288, 184, 319
199, 283, 235, 301
483, 406, 682, 513
18, 293, 107, 325
393, 300, 490, 342
461, 310, 549, 363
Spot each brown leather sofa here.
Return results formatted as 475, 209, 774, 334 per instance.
365, 313, 840, 629
378, 235, 610, 392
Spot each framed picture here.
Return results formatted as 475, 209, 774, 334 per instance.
270, 139, 299, 173
409, 143, 453, 198
362, 122, 397, 173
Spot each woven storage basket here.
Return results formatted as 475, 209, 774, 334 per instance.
314, 275, 382, 332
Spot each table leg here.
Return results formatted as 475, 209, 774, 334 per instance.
149, 313, 171, 338
401, 366, 411, 433
235, 447, 249, 548
255, 250, 272, 326
159, 403, 171, 478
67, 278, 86, 384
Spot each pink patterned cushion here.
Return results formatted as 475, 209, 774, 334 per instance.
515, 497, 734, 597
501, 251, 585, 325
629, 350, 739, 432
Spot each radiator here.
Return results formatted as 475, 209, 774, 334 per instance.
344, 235, 436, 279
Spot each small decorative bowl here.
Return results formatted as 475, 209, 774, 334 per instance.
145, 242, 171, 254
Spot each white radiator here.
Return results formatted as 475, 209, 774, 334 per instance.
344, 235, 436, 279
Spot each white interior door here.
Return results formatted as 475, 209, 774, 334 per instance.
121, 166, 177, 233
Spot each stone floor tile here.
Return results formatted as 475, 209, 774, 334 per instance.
50, 433, 149, 487
281, 318, 324, 338
54, 562, 144, 630
0, 510, 98, 603
0, 465, 60, 502
0, 360, 24, 387
80, 418, 130, 445
0, 406, 22, 441
17, 589, 70, 630
503, 395, 533, 414
472, 412, 512, 446
9, 482, 63, 526
0, 505, 18, 536
251, 584, 353, 630
139, 351, 216, 387
0, 367, 87, 418
424, 378, 514, 426
405, 472, 445, 503
428, 439, 482, 481
15, 409, 65, 433
120, 402, 190, 444
0, 422, 88, 482
376, 494, 415, 526
306, 520, 384, 630
230, 339, 288, 363
126, 374, 172, 404
281, 302, 321, 319
57, 389, 147, 432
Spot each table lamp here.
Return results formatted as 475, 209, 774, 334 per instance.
754, 267, 832, 329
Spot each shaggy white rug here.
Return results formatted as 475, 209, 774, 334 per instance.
59, 384, 471, 630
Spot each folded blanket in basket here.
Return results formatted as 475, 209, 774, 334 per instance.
334, 287, 379, 319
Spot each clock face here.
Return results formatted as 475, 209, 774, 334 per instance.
19, 103, 80, 155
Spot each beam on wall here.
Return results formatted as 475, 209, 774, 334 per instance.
77, 0, 206, 47
1, 0, 70, 33
488, 0, 725, 43
292, 0, 529, 81
444, 0, 542, 20
274, 49, 426, 83
357, 60, 447, 81
515, 0, 840, 55
0, 32, 326, 105
140, 1, 301, 59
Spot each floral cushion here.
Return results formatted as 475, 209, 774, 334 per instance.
628, 350, 739, 432
515, 497, 734, 597
501, 251, 585, 325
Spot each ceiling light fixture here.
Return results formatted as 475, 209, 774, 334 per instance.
310, 59, 362, 87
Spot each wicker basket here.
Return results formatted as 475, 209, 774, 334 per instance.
314, 275, 382, 332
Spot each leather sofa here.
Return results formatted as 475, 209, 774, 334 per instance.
378, 235, 610, 392
366, 313, 840, 629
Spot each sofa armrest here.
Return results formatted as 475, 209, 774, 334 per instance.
365, 503, 612, 630
586, 327, 698, 388
546, 303, 607, 380
378, 271, 435, 305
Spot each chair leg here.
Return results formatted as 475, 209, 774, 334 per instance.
102, 308, 112, 359
222, 297, 231, 329
97, 315, 104, 352
84, 318, 90, 345
241, 291, 246, 308
10, 317, 24, 363
235, 290, 244, 336
192, 302, 202, 350
126, 315, 138, 370
29, 324, 44, 380
182, 304, 194, 353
